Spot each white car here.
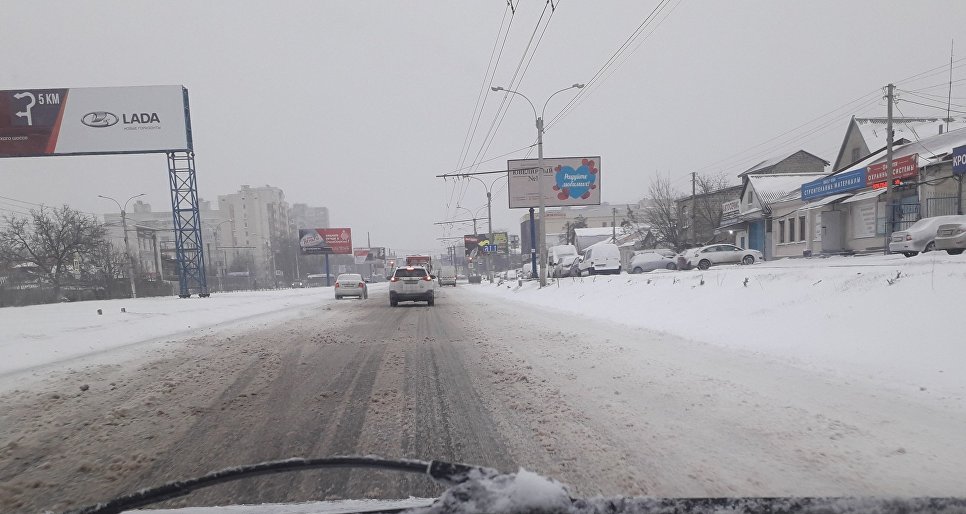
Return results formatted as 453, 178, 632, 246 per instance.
889, 215, 966, 257
334, 273, 368, 299
683, 244, 763, 270
389, 266, 435, 306
577, 242, 622, 276
548, 244, 578, 277
935, 220, 966, 255
629, 252, 677, 273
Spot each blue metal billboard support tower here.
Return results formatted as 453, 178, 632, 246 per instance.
167, 151, 209, 297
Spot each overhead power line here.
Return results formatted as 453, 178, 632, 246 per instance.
547, 0, 678, 129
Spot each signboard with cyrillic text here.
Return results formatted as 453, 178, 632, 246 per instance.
508, 156, 601, 208
801, 168, 866, 201
299, 228, 352, 255
866, 154, 918, 187
953, 146, 966, 175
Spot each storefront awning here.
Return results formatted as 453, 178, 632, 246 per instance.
841, 188, 886, 204
803, 193, 852, 210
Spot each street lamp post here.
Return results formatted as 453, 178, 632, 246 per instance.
98, 193, 146, 299
461, 175, 506, 282
491, 83, 584, 287
212, 219, 233, 292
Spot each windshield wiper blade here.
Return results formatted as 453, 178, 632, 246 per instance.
63, 456, 495, 514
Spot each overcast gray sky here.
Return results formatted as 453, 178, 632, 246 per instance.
3, 1, 965, 255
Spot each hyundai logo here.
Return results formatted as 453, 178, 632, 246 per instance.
81, 111, 119, 128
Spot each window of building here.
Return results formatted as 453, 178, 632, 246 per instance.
778, 220, 785, 243
851, 148, 861, 163
799, 216, 806, 241
788, 217, 795, 242
747, 190, 753, 205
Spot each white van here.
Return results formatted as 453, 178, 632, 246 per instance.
577, 242, 621, 276
437, 265, 457, 286
548, 244, 578, 277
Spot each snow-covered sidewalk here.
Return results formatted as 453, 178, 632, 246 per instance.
0, 287, 352, 383
474, 252, 966, 406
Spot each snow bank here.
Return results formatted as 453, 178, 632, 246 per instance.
0, 287, 355, 382
477, 252, 966, 400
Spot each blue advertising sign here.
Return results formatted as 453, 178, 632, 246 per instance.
953, 145, 966, 175
801, 167, 867, 201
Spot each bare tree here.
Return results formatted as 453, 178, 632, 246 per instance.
642, 174, 685, 251
563, 215, 588, 246
0, 206, 104, 302
83, 240, 127, 294
693, 172, 732, 244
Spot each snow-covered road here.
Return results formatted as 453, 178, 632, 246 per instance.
2, 254, 965, 512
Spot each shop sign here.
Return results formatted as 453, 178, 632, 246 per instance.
801, 168, 866, 201
866, 154, 918, 187
953, 145, 966, 175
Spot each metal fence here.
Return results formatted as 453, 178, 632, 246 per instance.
925, 196, 961, 217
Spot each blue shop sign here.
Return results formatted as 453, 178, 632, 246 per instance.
953, 145, 966, 175
801, 167, 867, 201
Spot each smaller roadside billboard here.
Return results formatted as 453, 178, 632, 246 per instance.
299, 228, 352, 254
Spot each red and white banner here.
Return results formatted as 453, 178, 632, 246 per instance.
866, 154, 918, 187
298, 228, 352, 255
0, 85, 191, 158
353, 248, 370, 264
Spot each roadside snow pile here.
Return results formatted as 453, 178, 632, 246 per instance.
475, 253, 966, 399
0, 287, 349, 380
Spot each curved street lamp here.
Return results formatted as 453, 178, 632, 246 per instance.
98, 193, 146, 298
489, 83, 584, 286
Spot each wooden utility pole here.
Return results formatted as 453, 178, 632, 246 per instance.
689, 172, 697, 245
883, 83, 895, 254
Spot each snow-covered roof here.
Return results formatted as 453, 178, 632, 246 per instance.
739, 150, 827, 177
748, 172, 828, 205
854, 117, 966, 153
573, 227, 616, 237
830, 125, 966, 179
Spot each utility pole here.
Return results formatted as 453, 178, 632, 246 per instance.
487, 190, 493, 281
690, 172, 697, 246
120, 210, 136, 298
884, 83, 895, 254
98, 193, 144, 299
612, 207, 617, 243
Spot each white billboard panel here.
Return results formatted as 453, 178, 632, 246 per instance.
1, 85, 191, 157
507, 156, 601, 209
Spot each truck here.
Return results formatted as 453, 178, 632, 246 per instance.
404, 255, 433, 274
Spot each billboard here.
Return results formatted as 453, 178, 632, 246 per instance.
464, 232, 508, 257
353, 248, 369, 264
299, 228, 352, 254
507, 156, 601, 209
0, 85, 191, 158
369, 247, 386, 260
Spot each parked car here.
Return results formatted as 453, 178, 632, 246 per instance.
577, 242, 621, 276
555, 254, 579, 277
389, 266, 434, 306
935, 219, 966, 255
681, 244, 763, 270
334, 273, 368, 299
291, 281, 305, 288
629, 252, 677, 273
504, 269, 518, 281
548, 244, 578, 277
890, 215, 966, 257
